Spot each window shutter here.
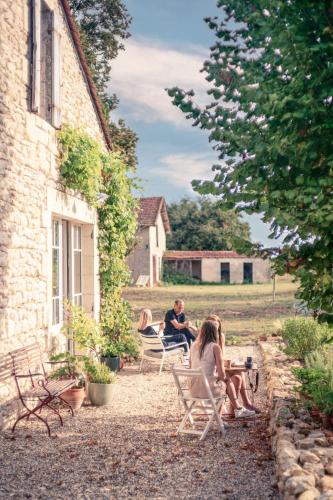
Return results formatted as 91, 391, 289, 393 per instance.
31, 0, 41, 112
52, 11, 62, 128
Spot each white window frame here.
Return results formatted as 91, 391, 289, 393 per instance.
71, 224, 83, 307
52, 219, 63, 327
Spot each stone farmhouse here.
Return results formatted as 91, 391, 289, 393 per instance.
127, 197, 171, 287
163, 251, 271, 284
0, 0, 112, 426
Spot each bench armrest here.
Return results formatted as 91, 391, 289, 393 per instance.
14, 373, 44, 378
44, 360, 69, 365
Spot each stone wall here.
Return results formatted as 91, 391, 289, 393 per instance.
0, 0, 107, 428
148, 212, 166, 285
127, 213, 167, 287
260, 340, 333, 499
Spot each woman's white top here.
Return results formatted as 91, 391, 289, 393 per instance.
189, 342, 223, 398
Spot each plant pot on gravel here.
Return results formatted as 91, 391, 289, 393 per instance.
85, 360, 116, 406
61, 386, 85, 411
101, 341, 125, 373
49, 352, 86, 411
259, 335, 268, 342
101, 355, 120, 372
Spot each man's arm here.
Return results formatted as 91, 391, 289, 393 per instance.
170, 318, 189, 330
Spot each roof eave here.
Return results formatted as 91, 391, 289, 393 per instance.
60, 0, 112, 150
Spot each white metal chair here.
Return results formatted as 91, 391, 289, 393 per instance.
171, 365, 227, 441
139, 334, 187, 375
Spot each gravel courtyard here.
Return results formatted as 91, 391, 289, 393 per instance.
0, 345, 279, 500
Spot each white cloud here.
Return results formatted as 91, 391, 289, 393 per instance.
109, 37, 211, 127
152, 152, 216, 191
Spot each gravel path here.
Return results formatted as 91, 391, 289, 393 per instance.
0, 345, 279, 499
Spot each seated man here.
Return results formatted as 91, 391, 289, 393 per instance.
138, 308, 189, 353
164, 299, 196, 349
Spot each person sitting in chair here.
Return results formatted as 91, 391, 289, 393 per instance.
164, 299, 196, 348
190, 320, 255, 419
138, 308, 189, 353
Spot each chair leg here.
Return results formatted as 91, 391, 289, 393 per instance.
178, 401, 195, 434
159, 355, 165, 375
12, 400, 52, 437
139, 356, 144, 372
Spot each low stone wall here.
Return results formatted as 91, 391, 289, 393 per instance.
260, 340, 333, 500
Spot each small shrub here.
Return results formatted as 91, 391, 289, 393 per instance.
293, 350, 333, 415
85, 360, 116, 384
162, 266, 201, 285
49, 352, 86, 387
282, 317, 333, 360
225, 335, 239, 346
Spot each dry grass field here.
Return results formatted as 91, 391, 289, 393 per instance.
124, 277, 298, 342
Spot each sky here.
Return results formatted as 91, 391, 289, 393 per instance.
110, 0, 273, 246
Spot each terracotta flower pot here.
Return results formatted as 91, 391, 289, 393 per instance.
61, 387, 85, 411
259, 335, 268, 342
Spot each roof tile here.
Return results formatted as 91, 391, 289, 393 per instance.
163, 250, 248, 259
138, 197, 171, 233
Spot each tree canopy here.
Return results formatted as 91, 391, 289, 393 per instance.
167, 198, 251, 251
168, 1, 333, 318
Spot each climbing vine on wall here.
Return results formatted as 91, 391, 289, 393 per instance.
57, 125, 138, 352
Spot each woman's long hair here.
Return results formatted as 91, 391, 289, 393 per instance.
197, 320, 219, 359
138, 308, 152, 330
206, 314, 223, 349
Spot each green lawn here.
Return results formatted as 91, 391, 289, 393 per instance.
123, 278, 297, 342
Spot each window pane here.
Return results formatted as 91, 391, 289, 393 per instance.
77, 226, 81, 249
52, 220, 59, 247
74, 295, 82, 307
52, 248, 59, 296
74, 251, 81, 294
52, 298, 59, 325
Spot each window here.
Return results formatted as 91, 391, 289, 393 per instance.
52, 220, 61, 325
51, 220, 83, 326
31, 0, 61, 126
40, 1, 53, 123
72, 225, 82, 306
220, 263, 230, 284
243, 263, 253, 284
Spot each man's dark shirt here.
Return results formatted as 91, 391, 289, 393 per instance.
164, 309, 186, 336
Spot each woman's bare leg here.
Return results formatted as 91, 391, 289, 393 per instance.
224, 379, 242, 412
238, 373, 260, 412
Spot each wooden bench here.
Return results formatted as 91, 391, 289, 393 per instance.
9, 342, 77, 436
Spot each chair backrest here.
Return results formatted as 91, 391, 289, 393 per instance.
135, 275, 150, 287
150, 323, 161, 334
0, 352, 13, 382
140, 334, 164, 352
171, 365, 215, 401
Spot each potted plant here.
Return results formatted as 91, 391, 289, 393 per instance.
49, 352, 86, 411
101, 340, 124, 372
63, 300, 104, 359
84, 359, 116, 406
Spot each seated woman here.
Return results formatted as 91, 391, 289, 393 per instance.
190, 319, 255, 419
206, 314, 260, 414
138, 308, 189, 353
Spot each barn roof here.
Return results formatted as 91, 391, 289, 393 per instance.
163, 250, 248, 260
138, 197, 171, 234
